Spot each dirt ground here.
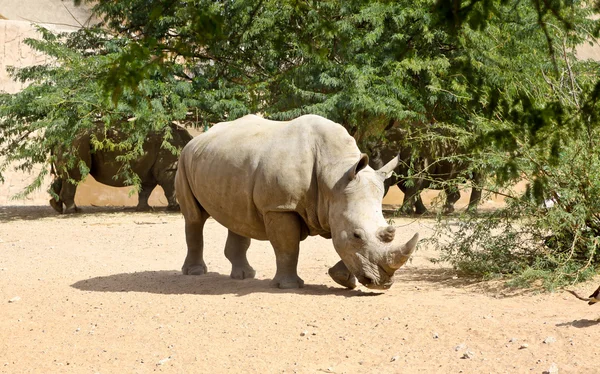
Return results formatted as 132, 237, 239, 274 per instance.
1, 199, 600, 374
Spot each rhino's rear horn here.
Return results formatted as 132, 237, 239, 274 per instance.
377, 154, 400, 179
377, 225, 396, 243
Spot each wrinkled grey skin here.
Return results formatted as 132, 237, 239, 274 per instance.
175, 114, 419, 289
49, 123, 193, 214
367, 127, 482, 215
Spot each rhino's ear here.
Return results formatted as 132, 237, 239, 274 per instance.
349, 153, 369, 180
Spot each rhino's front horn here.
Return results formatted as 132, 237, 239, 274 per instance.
377, 154, 400, 179
386, 233, 419, 271
377, 225, 396, 242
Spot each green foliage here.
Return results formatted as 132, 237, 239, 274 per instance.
429, 50, 600, 288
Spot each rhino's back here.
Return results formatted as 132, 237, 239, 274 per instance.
89, 130, 159, 187
90, 125, 190, 187
180, 114, 358, 239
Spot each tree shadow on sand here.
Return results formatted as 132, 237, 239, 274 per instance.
70, 270, 385, 297
395, 267, 541, 298
0, 205, 179, 222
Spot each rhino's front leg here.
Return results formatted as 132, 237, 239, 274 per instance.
264, 212, 304, 289
443, 187, 460, 214
224, 230, 255, 280
328, 260, 357, 289
60, 181, 80, 213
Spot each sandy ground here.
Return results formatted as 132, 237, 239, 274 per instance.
1, 203, 600, 374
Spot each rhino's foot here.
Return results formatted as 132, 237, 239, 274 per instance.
135, 204, 153, 212
63, 205, 81, 214
466, 205, 478, 214
230, 265, 256, 280
442, 205, 455, 215
328, 265, 357, 289
270, 274, 304, 289
182, 263, 208, 275
414, 207, 428, 215
166, 204, 180, 212
399, 205, 416, 216
49, 199, 63, 214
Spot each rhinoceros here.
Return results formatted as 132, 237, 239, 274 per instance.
49, 123, 193, 213
368, 127, 482, 215
175, 114, 419, 289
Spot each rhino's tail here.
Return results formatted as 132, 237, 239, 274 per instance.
174, 148, 207, 222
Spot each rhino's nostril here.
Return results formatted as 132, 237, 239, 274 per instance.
377, 226, 396, 243
357, 275, 372, 286
353, 229, 366, 240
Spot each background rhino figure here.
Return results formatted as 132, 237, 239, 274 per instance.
49, 123, 193, 213
175, 114, 418, 289
367, 127, 482, 215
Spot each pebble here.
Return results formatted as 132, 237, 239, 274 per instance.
543, 336, 556, 344
300, 330, 308, 337
454, 343, 466, 351
544, 362, 559, 373
509, 337, 517, 343
519, 343, 529, 349
432, 332, 439, 339
390, 355, 398, 362
461, 351, 475, 359
8, 296, 20, 303
156, 356, 172, 366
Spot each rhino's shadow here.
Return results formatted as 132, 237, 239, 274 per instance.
0, 205, 178, 222
556, 319, 600, 328
70, 270, 384, 297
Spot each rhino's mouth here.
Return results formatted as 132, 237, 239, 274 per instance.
356, 274, 393, 290
354, 253, 394, 289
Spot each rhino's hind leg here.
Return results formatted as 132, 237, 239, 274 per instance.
181, 204, 211, 275
136, 182, 156, 211
182, 216, 210, 275
265, 212, 304, 289
159, 179, 180, 212
467, 173, 483, 212
49, 178, 64, 213
176, 160, 211, 276
414, 195, 428, 215
224, 230, 255, 280
328, 260, 357, 289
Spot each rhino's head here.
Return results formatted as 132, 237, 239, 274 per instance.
330, 153, 418, 289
